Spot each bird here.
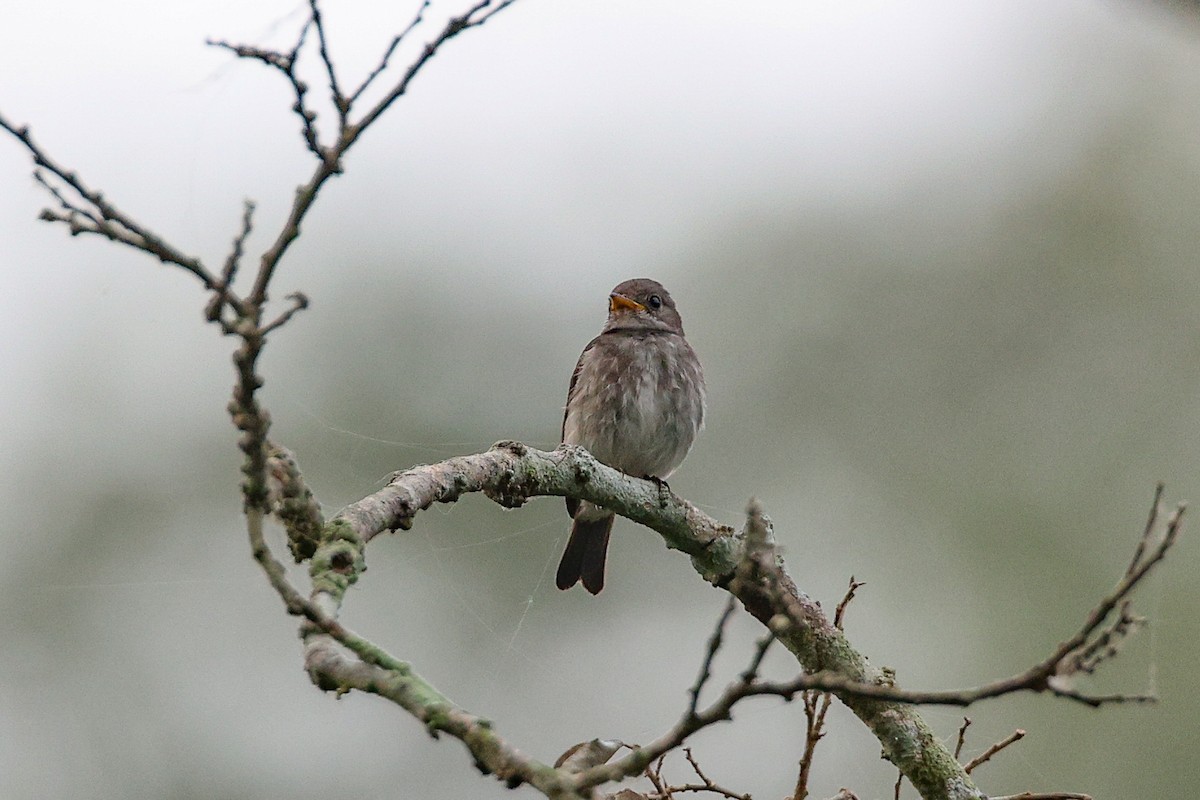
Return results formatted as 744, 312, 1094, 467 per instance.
556, 278, 706, 594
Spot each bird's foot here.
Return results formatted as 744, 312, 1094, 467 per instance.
644, 475, 672, 508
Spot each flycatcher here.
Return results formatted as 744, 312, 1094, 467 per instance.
557, 278, 706, 593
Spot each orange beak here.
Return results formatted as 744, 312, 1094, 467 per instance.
609, 293, 645, 314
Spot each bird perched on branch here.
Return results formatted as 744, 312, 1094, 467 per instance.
557, 278, 706, 594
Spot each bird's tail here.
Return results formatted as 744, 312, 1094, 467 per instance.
556, 514, 614, 594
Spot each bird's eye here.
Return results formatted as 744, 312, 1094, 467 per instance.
648, 295, 663, 309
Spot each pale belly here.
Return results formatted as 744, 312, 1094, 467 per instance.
562, 333, 705, 479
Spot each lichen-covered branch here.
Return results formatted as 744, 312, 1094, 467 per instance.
317, 442, 972, 794
304, 442, 1179, 799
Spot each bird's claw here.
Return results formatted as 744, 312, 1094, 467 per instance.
644, 475, 672, 508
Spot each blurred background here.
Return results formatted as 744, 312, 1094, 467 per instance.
2, 1, 1197, 797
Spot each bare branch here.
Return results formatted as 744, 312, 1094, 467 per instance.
214, 0, 521, 310
832, 576, 864, 630
794, 688, 832, 800
794, 576, 862, 800
34, 169, 102, 227
661, 748, 751, 800
729, 489, 1181, 710
948, 725, 1091, 800
566, 505, 966, 797
1068, 600, 1145, 676
642, 750, 750, 800
348, 0, 433, 107
206, 200, 257, 328
677, 661, 1151, 711
306, 0, 347, 121
1127, 481, 1164, 576
963, 729, 1025, 774
688, 597, 738, 721
206, 25, 323, 157
261, 291, 310, 335
1046, 488, 1183, 672
646, 755, 672, 800
303, 630, 581, 796
0, 113, 221, 292
582, 604, 778, 792
740, 630, 775, 685
953, 718, 972, 760
352, 0, 519, 136
205, 38, 295, 70
223, 199, 256, 293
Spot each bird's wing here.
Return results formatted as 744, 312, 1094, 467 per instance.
563, 334, 603, 518
562, 334, 602, 441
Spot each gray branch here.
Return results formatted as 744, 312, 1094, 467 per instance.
308, 441, 985, 799
295, 443, 1179, 799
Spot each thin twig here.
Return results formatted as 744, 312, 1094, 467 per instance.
793, 690, 828, 800
1069, 600, 1144, 676
288, 19, 322, 154
577, 591, 787, 792
352, 0, 519, 135
739, 630, 775, 684
646, 754, 672, 800
348, 0, 433, 107
261, 291, 311, 335
833, 576, 865, 630
206, 26, 323, 157
670, 748, 751, 800
206, 200, 257, 327
34, 169, 102, 226
1127, 481, 1164, 577
224, 199, 256, 289
688, 596, 738, 721
0, 113, 222, 294
242, 0, 521, 310
761, 493, 1184, 709
963, 729, 1025, 774
953, 717, 972, 760
306, 0, 347, 120
794, 576, 864, 800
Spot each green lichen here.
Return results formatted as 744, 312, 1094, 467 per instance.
424, 703, 455, 735
309, 530, 365, 598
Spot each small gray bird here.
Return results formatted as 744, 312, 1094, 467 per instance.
557, 278, 706, 594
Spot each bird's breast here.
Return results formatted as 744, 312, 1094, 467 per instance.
562, 333, 705, 479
